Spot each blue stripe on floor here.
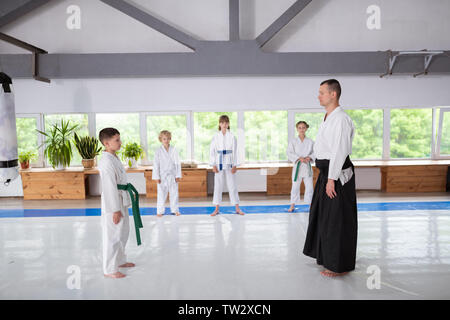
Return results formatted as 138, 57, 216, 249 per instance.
0, 201, 449, 218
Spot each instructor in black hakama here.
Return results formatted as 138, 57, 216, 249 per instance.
303, 79, 358, 277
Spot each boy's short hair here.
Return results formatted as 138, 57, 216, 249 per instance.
218, 115, 230, 130
158, 130, 172, 142
296, 121, 309, 129
99, 127, 120, 145
320, 79, 341, 99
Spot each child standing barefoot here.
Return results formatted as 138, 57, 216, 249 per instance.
209, 115, 244, 216
287, 121, 315, 212
152, 130, 182, 217
98, 128, 135, 279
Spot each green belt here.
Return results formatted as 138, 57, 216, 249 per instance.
294, 161, 313, 182
117, 183, 143, 246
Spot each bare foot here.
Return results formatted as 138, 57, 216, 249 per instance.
320, 269, 349, 277
104, 271, 126, 278
157, 214, 163, 218
288, 205, 295, 212
119, 262, 135, 268
174, 212, 180, 216
236, 209, 245, 215
210, 209, 219, 216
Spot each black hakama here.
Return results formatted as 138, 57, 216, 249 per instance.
303, 156, 358, 273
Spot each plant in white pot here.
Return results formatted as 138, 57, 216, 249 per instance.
73, 133, 102, 169
37, 119, 78, 170
121, 142, 144, 168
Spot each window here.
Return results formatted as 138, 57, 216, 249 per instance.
347, 109, 383, 159
437, 108, 450, 156
96, 113, 140, 162
147, 114, 188, 161
44, 113, 89, 166
390, 109, 432, 158
245, 111, 287, 162
193, 112, 237, 163
16, 116, 40, 165
294, 112, 324, 142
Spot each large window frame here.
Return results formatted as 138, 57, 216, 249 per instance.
14, 106, 447, 167
16, 113, 44, 167
141, 111, 193, 165
436, 108, 450, 159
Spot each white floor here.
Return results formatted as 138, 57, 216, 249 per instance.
0, 192, 449, 300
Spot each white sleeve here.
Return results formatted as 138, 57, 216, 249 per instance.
174, 148, 182, 179
152, 149, 160, 180
99, 163, 121, 213
287, 140, 298, 163
209, 136, 217, 167
328, 118, 353, 180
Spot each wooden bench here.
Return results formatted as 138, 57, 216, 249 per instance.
19, 160, 449, 200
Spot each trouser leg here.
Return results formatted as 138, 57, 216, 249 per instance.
213, 171, 224, 206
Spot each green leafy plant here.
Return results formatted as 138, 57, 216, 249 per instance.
37, 119, 78, 169
73, 133, 102, 160
121, 142, 144, 167
18, 150, 37, 163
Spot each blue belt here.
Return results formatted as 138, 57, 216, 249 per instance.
217, 150, 233, 171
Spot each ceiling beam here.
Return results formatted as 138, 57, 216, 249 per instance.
1, 48, 449, 78
229, 0, 240, 41
255, 0, 312, 48
100, 0, 199, 51
0, 0, 53, 29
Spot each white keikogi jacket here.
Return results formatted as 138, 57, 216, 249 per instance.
287, 136, 315, 179
152, 145, 182, 181
209, 130, 239, 171
313, 106, 355, 181
98, 151, 131, 213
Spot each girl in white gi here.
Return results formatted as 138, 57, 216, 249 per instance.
152, 130, 182, 217
287, 121, 315, 211
98, 128, 135, 279
210, 115, 245, 216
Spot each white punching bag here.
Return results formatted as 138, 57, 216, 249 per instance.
0, 79, 19, 186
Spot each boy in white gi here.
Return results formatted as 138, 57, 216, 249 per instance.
210, 115, 245, 216
98, 128, 135, 279
287, 121, 315, 211
152, 130, 182, 217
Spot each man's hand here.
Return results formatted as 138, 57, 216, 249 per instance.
213, 165, 219, 173
157, 179, 161, 184
231, 166, 237, 174
326, 179, 337, 199
113, 211, 122, 224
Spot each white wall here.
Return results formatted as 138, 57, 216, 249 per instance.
10, 75, 450, 115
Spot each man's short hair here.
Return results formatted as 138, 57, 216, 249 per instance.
99, 127, 120, 145
320, 79, 341, 99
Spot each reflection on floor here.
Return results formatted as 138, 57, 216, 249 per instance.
0, 192, 449, 299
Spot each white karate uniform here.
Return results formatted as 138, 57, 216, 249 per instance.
287, 136, 315, 204
152, 145, 182, 215
314, 106, 355, 180
209, 130, 240, 206
98, 151, 131, 275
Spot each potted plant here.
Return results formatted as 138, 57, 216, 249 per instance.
121, 142, 144, 168
18, 150, 37, 170
37, 119, 78, 170
73, 133, 102, 169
